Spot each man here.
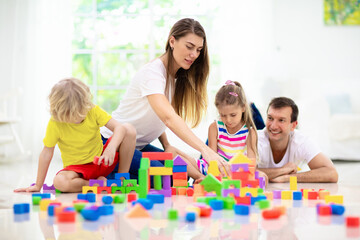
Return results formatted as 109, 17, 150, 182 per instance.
257, 97, 338, 183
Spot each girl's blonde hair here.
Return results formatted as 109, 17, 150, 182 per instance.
215, 80, 259, 159
163, 18, 209, 128
49, 78, 94, 123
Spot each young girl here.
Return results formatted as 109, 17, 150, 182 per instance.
197, 80, 258, 175
14, 78, 136, 193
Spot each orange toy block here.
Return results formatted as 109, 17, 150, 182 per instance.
125, 203, 151, 218
173, 179, 188, 187
178, 188, 187, 195
173, 172, 188, 179
264, 192, 273, 200
142, 152, 173, 160
193, 184, 205, 196
319, 190, 330, 200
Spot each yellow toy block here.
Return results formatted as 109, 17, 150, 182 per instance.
82, 186, 98, 194
290, 176, 297, 190
319, 190, 330, 200
281, 190, 292, 200
148, 167, 172, 175
229, 151, 253, 165
303, 189, 311, 199
240, 187, 258, 197
186, 206, 201, 216
325, 195, 343, 204
39, 199, 57, 211
208, 160, 220, 176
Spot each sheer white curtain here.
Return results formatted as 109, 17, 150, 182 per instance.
0, 0, 72, 162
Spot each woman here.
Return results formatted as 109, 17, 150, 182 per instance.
101, 18, 230, 182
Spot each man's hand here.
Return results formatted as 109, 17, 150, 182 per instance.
270, 174, 290, 183
283, 162, 298, 175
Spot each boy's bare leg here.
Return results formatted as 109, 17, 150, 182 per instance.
53, 170, 89, 193
117, 123, 136, 173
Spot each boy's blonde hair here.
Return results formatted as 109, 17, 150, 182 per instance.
49, 78, 94, 123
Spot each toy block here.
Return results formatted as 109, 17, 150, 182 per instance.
289, 176, 297, 190
73, 202, 87, 212
281, 190, 292, 200
81, 206, 100, 221
138, 168, 149, 199
171, 187, 177, 195
257, 200, 270, 210
123, 179, 138, 186
346, 216, 360, 227
115, 173, 130, 180
142, 152, 173, 160
162, 175, 171, 190
164, 159, 174, 167
318, 205, 332, 215
231, 163, 249, 172
86, 193, 96, 202
273, 190, 282, 199
178, 188, 187, 195
293, 191, 302, 200
246, 179, 260, 188
48, 204, 61, 216
140, 158, 150, 169
173, 155, 187, 165
199, 174, 222, 196
223, 197, 236, 209
264, 192, 273, 200
185, 212, 196, 222
222, 179, 241, 189
168, 209, 178, 220
259, 176, 266, 189
114, 194, 126, 203
147, 194, 165, 204
111, 186, 126, 194
208, 160, 220, 176
125, 185, 140, 194
209, 199, 224, 210
240, 187, 258, 197
173, 165, 187, 173
198, 205, 212, 217
132, 199, 154, 210
319, 190, 330, 200
186, 188, 194, 196
89, 179, 105, 187
325, 195, 343, 204
57, 211, 76, 222
186, 206, 201, 216
148, 188, 172, 197
97, 186, 112, 194
302, 189, 313, 199
98, 205, 114, 215
125, 203, 151, 218
107, 179, 122, 187
234, 204, 250, 215
193, 184, 205, 196
32, 193, 51, 199
229, 152, 253, 165
128, 192, 138, 202
215, 176, 223, 182
173, 179, 188, 187
232, 171, 249, 181
222, 188, 240, 197
173, 172, 188, 180
331, 204, 345, 215
43, 183, 55, 191
149, 167, 172, 175
82, 186, 97, 194
13, 203, 30, 214
102, 195, 113, 204
40, 199, 55, 211
307, 191, 318, 200
32, 196, 42, 205
262, 208, 281, 219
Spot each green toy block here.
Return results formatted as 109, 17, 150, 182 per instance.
125, 186, 140, 193
199, 174, 222, 196
114, 194, 126, 203
74, 202, 86, 212
257, 199, 270, 209
32, 196, 41, 205
123, 179, 138, 186
222, 180, 241, 189
257, 188, 264, 194
205, 196, 217, 205
140, 157, 150, 169
138, 168, 149, 199
196, 197, 207, 204
111, 186, 126, 194
223, 197, 235, 210
154, 175, 162, 190
167, 209, 178, 220
55, 189, 62, 194
164, 160, 174, 167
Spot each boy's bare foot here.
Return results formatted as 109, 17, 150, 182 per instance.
97, 176, 107, 186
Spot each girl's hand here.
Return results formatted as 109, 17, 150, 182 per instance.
14, 184, 42, 193
99, 147, 116, 166
202, 148, 231, 177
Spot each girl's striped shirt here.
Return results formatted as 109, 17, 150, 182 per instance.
216, 120, 249, 161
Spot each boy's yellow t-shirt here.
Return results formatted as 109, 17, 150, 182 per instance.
43, 105, 112, 167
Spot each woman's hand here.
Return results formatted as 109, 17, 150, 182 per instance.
202, 147, 231, 177
14, 184, 42, 193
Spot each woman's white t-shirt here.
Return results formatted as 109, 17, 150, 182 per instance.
101, 58, 169, 150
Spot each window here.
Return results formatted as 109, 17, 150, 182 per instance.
72, 0, 221, 113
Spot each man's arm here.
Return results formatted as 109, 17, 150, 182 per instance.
258, 162, 297, 180
271, 153, 338, 183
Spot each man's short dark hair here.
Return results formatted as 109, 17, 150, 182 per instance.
267, 97, 299, 122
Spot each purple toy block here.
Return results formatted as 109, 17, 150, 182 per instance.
222, 188, 240, 197
89, 179, 104, 187
231, 163, 249, 172
273, 190, 282, 199
163, 175, 171, 190
259, 177, 265, 189
255, 171, 259, 179
43, 184, 55, 190
148, 189, 172, 197
173, 155, 187, 166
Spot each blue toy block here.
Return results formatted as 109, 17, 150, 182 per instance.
77, 194, 87, 200
331, 204, 345, 215
146, 194, 165, 204
48, 205, 60, 216
251, 195, 267, 205
293, 191, 302, 200
32, 193, 51, 199
234, 204, 250, 215
115, 173, 130, 180
173, 165, 187, 173
185, 212, 196, 222
98, 205, 114, 215
63, 207, 75, 212
86, 193, 96, 203
132, 199, 154, 210
13, 203, 30, 214
107, 179, 122, 187
209, 199, 224, 210
102, 195, 113, 204
81, 207, 100, 221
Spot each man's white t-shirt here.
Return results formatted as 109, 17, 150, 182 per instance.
101, 58, 169, 150
257, 129, 321, 168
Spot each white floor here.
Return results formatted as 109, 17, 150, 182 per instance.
1, 160, 360, 240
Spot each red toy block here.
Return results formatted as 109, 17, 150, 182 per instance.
262, 208, 281, 219
142, 152, 173, 160
318, 205, 332, 215
346, 216, 360, 227
308, 191, 318, 200
173, 172, 188, 180
97, 186, 112, 194
128, 193, 137, 202
171, 187, 177, 195
215, 176, 222, 182
186, 188, 194, 197
246, 179, 259, 188
235, 196, 251, 205
199, 205, 212, 217
57, 211, 76, 222
232, 171, 250, 181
